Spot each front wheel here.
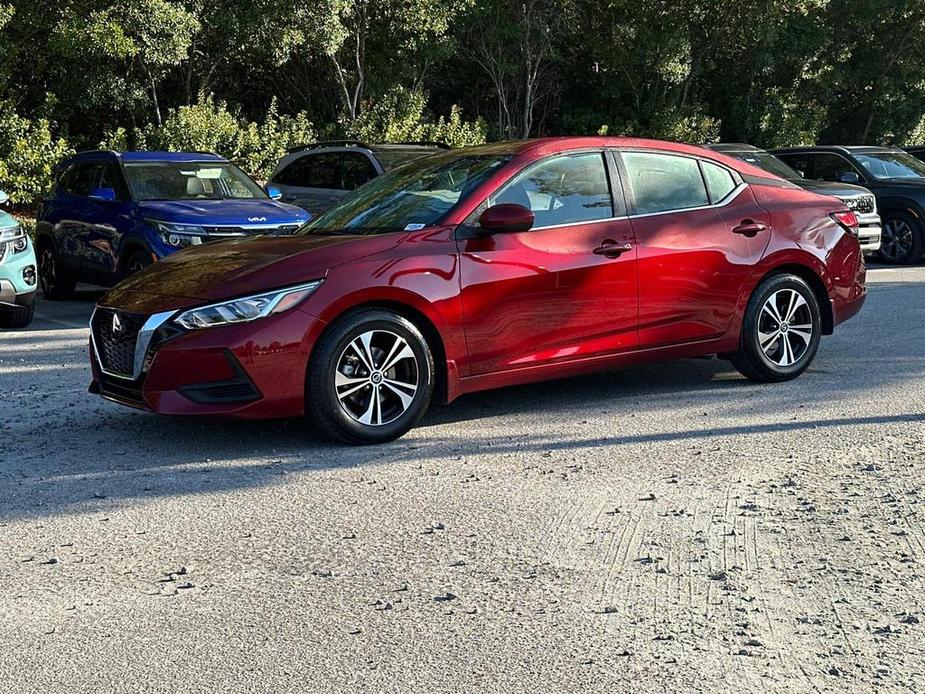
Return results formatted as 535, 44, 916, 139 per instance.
731, 274, 822, 383
878, 212, 924, 265
308, 309, 435, 444
0, 301, 34, 329
123, 248, 153, 277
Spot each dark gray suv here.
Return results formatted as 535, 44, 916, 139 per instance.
773, 146, 925, 264
267, 141, 448, 216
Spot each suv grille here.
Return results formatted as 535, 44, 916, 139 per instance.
841, 194, 875, 215
92, 308, 147, 378
202, 224, 301, 237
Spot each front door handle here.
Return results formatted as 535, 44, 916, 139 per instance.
593, 240, 633, 259
732, 220, 767, 237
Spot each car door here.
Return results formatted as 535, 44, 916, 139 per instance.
457, 150, 639, 376
619, 150, 771, 348
55, 161, 100, 272
78, 160, 134, 276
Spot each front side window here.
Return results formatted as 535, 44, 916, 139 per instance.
274, 152, 343, 189
490, 152, 614, 227
341, 153, 377, 190
623, 152, 709, 215
64, 163, 101, 197
123, 161, 266, 201
300, 152, 512, 235
702, 161, 737, 203
853, 151, 925, 180
811, 154, 862, 182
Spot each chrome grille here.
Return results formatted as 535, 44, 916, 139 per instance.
92, 309, 147, 378
202, 224, 301, 237
841, 194, 876, 215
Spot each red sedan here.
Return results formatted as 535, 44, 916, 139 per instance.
90, 137, 866, 443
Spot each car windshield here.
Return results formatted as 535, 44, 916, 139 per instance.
299, 152, 512, 234
124, 161, 268, 201
854, 151, 925, 179
727, 151, 801, 180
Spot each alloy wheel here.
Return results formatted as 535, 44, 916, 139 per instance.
334, 329, 419, 426
881, 218, 915, 262
757, 289, 814, 367
39, 248, 56, 295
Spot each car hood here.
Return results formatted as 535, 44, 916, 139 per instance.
138, 199, 309, 226
102, 232, 405, 312
794, 179, 872, 199
0, 209, 17, 229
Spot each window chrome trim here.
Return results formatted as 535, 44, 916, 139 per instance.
90, 308, 176, 382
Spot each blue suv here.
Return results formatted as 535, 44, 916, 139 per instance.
35, 150, 310, 298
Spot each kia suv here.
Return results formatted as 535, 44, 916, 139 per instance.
705, 144, 881, 254
267, 140, 448, 215
35, 151, 310, 298
90, 137, 865, 444
773, 146, 925, 264
0, 190, 37, 328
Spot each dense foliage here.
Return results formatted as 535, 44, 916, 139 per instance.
0, 0, 924, 202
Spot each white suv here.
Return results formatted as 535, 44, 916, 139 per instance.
267, 141, 448, 216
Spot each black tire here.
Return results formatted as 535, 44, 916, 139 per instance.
878, 211, 924, 265
308, 309, 435, 444
0, 301, 34, 329
731, 273, 822, 383
38, 243, 76, 300
123, 248, 153, 277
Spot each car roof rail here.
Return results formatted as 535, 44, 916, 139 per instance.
285, 140, 369, 154
384, 141, 451, 149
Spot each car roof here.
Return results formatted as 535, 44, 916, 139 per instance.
68, 150, 228, 164
702, 143, 763, 153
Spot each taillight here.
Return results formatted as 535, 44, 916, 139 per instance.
831, 210, 859, 236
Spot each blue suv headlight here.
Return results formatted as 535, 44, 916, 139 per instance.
150, 221, 208, 248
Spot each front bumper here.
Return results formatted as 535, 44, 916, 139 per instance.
0, 236, 38, 308
89, 304, 328, 419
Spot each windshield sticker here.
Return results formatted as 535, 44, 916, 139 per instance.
404, 223, 427, 231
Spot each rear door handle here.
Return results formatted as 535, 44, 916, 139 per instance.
593, 240, 633, 259
732, 220, 767, 237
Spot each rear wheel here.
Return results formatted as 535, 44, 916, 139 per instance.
731, 274, 821, 383
38, 243, 76, 300
878, 211, 924, 264
308, 309, 435, 444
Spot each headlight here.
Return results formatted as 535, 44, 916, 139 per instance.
173, 281, 323, 330
0, 225, 26, 263
150, 221, 207, 248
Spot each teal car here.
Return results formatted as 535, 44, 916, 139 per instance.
0, 191, 37, 328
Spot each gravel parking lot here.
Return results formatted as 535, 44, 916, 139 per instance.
1, 266, 923, 693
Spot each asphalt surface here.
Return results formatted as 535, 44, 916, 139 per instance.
1, 266, 924, 693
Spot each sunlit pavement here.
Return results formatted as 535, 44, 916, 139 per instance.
1, 267, 923, 693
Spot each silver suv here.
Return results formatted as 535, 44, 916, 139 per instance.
267, 141, 448, 216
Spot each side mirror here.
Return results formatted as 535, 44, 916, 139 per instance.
838, 171, 860, 184
477, 203, 534, 234
266, 185, 283, 200
0, 190, 8, 205
90, 187, 116, 202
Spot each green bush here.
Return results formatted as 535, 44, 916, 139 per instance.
347, 86, 486, 147
0, 101, 72, 204
101, 95, 317, 180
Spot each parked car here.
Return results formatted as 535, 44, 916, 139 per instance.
772, 145, 925, 264
0, 190, 37, 328
267, 140, 448, 215
89, 137, 866, 444
35, 150, 310, 299
705, 143, 881, 254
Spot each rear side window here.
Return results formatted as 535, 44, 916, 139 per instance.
491, 152, 613, 227
273, 152, 343, 189
810, 153, 861, 182
341, 153, 377, 190
702, 161, 737, 203
623, 152, 709, 215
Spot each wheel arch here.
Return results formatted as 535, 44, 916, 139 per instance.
118, 238, 154, 274
753, 262, 834, 335
309, 295, 458, 405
